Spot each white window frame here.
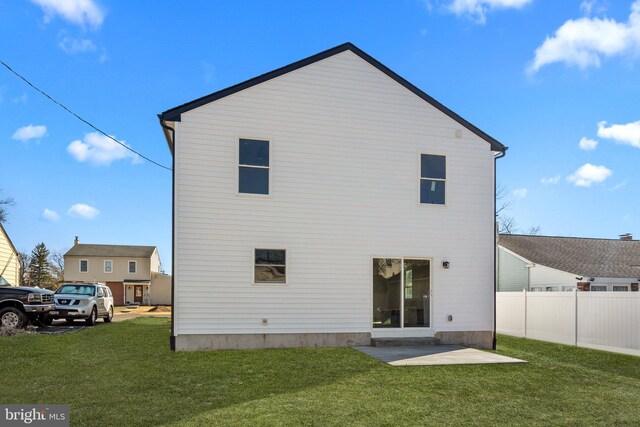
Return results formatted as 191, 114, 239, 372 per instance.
253, 248, 287, 285
370, 256, 433, 332
418, 153, 447, 207
590, 285, 606, 292
79, 259, 88, 273
237, 137, 272, 197
128, 260, 137, 274
104, 260, 113, 274
612, 285, 629, 292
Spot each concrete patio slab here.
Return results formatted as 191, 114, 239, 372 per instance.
354, 345, 526, 366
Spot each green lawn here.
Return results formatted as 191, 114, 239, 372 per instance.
1, 318, 638, 426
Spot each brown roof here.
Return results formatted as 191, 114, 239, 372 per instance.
499, 234, 640, 279
64, 244, 156, 258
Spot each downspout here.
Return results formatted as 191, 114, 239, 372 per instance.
493, 149, 507, 350
159, 115, 176, 351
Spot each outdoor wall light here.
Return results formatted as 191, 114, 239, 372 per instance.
575, 277, 583, 281
442, 261, 450, 269
589, 277, 595, 282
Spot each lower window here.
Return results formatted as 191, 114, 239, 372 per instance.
612, 286, 628, 292
373, 258, 430, 328
254, 249, 286, 283
591, 285, 606, 291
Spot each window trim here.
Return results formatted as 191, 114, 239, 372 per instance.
418, 153, 447, 207
79, 259, 88, 273
612, 285, 629, 292
236, 136, 273, 197
128, 260, 137, 274
590, 285, 607, 292
104, 260, 113, 274
370, 256, 433, 331
252, 247, 287, 285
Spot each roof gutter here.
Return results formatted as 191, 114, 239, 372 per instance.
493, 148, 507, 350
158, 114, 175, 156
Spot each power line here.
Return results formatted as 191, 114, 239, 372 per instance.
0, 59, 172, 171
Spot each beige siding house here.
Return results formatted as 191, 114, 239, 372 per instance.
159, 43, 507, 351
64, 237, 171, 305
0, 223, 20, 286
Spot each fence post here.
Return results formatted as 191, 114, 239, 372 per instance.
523, 288, 527, 339
574, 288, 578, 347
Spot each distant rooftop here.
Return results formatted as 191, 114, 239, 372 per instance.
499, 234, 640, 279
65, 244, 156, 258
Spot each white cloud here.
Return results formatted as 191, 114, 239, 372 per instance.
449, 0, 532, 24
597, 120, 640, 148
42, 209, 60, 222
67, 203, 100, 219
610, 181, 627, 191
579, 137, 598, 150
541, 175, 561, 185
528, 1, 640, 73
512, 188, 528, 198
12, 93, 28, 104
30, 0, 105, 29
11, 124, 47, 142
567, 163, 612, 187
67, 132, 140, 166
59, 37, 96, 54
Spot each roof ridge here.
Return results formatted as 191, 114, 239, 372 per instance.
500, 234, 637, 242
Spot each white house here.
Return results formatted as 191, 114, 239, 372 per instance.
498, 234, 640, 292
159, 43, 507, 351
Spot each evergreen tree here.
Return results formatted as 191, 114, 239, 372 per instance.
27, 243, 54, 288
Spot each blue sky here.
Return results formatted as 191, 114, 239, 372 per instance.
2, 0, 639, 273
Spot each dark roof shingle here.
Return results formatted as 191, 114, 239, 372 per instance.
64, 244, 156, 258
499, 234, 640, 279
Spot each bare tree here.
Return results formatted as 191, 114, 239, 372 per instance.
0, 190, 14, 224
18, 251, 31, 286
527, 226, 541, 236
49, 250, 65, 288
496, 184, 516, 234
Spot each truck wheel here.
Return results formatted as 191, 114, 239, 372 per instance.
103, 307, 113, 323
85, 307, 97, 326
0, 307, 28, 329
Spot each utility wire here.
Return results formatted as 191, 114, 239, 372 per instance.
0, 59, 172, 171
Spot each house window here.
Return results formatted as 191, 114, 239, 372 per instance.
80, 259, 88, 273
128, 261, 137, 274
591, 285, 606, 292
104, 260, 113, 273
254, 249, 286, 283
239, 139, 269, 195
613, 285, 628, 292
420, 154, 446, 205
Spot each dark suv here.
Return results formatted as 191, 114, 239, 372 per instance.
0, 278, 55, 328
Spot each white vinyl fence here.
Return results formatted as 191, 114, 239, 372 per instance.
497, 291, 640, 356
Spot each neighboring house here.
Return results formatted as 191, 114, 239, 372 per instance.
63, 237, 171, 305
0, 223, 20, 286
158, 42, 507, 351
498, 234, 640, 292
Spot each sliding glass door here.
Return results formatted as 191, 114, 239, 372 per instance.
373, 258, 430, 329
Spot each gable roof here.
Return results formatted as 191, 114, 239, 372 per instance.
0, 223, 18, 257
64, 244, 156, 259
158, 42, 507, 153
499, 234, 640, 279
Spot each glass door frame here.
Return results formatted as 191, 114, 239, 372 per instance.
371, 256, 433, 334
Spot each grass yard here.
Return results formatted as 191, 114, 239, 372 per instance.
1, 318, 638, 426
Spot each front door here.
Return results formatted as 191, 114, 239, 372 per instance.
373, 258, 431, 329
134, 285, 143, 303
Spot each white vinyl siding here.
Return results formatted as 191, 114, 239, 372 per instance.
173, 50, 497, 336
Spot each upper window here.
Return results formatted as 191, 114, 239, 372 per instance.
239, 139, 269, 195
128, 261, 137, 274
591, 285, 606, 292
612, 285, 628, 292
254, 249, 286, 283
104, 260, 113, 273
420, 154, 446, 205
80, 259, 88, 273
